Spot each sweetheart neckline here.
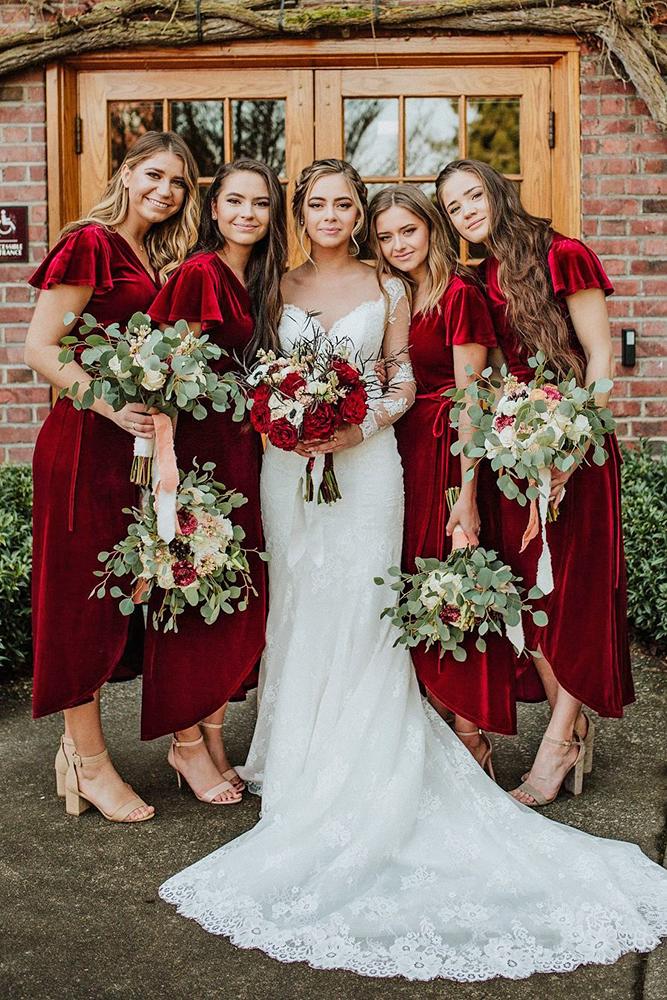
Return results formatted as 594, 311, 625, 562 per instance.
281, 296, 385, 337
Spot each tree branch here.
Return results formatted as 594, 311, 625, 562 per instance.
0, 1, 665, 131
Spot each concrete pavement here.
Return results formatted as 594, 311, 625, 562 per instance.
1, 646, 665, 1000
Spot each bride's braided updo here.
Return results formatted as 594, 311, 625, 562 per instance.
292, 159, 368, 259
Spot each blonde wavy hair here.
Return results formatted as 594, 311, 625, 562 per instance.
368, 185, 456, 314
61, 131, 199, 283
292, 158, 368, 261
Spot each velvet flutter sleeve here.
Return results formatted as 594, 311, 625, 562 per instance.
548, 236, 614, 299
28, 225, 114, 292
443, 278, 497, 349
149, 254, 225, 330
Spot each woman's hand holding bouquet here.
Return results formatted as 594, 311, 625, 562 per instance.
243, 323, 372, 504
59, 310, 245, 541
447, 352, 615, 593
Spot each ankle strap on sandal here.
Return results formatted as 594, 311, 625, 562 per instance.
454, 729, 483, 739
172, 735, 204, 749
542, 734, 579, 749
71, 748, 109, 769
200, 722, 223, 730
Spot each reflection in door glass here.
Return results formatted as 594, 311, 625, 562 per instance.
232, 100, 286, 176
466, 99, 520, 174
406, 98, 459, 176
170, 101, 224, 177
109, 102, 164, 173
344, 98, 398, 177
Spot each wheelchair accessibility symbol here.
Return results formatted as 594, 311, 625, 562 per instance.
0, 205, 28, 262
0, 209, 17, 237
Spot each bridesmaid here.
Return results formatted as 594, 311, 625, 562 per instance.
437, 159, 633, 805
141, 159, 286, 805
24, 131, 199, 822
368, 184, 518, 774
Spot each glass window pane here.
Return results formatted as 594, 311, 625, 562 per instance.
405, 98, 459, 176
466, 98, 520, 174
170, 101, 224, 177
344, 98, 398, 177
231, 100, 286, 176
109, 101, 163, 174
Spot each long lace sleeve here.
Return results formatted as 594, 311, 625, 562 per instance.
361, 277, 416, 440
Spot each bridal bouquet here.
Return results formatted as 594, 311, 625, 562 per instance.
92, 463, 265, 633
448, 352, 615, 592
378, 547, 545, 661
243, 326, 370, 504
59, 310, 245, 486
377, 486, 545, 660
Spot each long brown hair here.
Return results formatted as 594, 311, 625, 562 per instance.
436, 159, 584, 382
61, 131, 199, 283
197, 158, 287, 357
368, 184, 456, 314
292, 158, 368, 260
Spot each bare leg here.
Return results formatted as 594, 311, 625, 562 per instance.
533, 649, 590, 738
64, 692, 153, 821
200, 704, 245, 791
511, 651, 583, 805
426, 690, 454, 724
171, 722, 240, 803
453, 714, 491, 769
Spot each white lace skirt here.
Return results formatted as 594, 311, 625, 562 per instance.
160, 433, 667, 981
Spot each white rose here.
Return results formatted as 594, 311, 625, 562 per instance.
108, 355, 131, 380
569, 413, 591, 441
141, 368, 167, 391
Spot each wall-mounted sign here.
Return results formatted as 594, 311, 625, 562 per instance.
0, 206, 29, 263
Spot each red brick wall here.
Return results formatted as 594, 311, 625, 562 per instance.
0, 37, 666, 461
0, 68, 50, 463
580, 45, 667, 442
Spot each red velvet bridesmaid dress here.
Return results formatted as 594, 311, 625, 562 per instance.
481, 233, 634, 716
29, 225, 160, 718
140, 251, 267, 739
396, 273, 519, 735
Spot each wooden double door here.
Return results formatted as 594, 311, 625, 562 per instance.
78, 62, 553, 258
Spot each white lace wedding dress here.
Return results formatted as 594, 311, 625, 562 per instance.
160, 280, 667, 981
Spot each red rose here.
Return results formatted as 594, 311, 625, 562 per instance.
173, 560, 198, 587
252, 383, 272, 404
332, 359, 361, 385
339, 386, 368, 425
280, 371, 307, 399
439, 604, 461, 625
250, 399, 272, 433
303, 403, 336, 440
268, 416, 300, 451
177, 510, 198, 536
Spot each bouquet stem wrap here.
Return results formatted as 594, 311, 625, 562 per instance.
520, 468, 554, 596
150, 413, 179, 543
131, 436, 154, 486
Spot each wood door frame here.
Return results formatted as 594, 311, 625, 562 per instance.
46, 35, 580, 242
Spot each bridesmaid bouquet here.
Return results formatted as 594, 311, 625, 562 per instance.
448, 352, 615, 592
377, 547, 545, 662
59, 310, 245, 486
243, 329, 370, 504
92, 462, 265, 633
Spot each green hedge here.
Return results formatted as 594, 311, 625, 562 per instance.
620, 440, 667, 654
0, 463, 32, 679
0, 444, 665, 682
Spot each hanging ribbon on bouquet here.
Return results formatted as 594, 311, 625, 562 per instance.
519, 467, 554, 595
150, 413, 179, 543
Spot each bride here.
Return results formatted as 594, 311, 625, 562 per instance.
160, 159, 667, 982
